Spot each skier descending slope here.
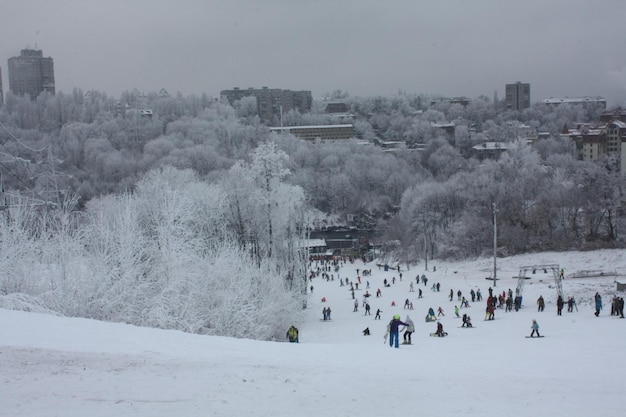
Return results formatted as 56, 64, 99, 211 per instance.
529, 319, 540, 337
526, 319, 544, 338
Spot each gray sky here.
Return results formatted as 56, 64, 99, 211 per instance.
2, 0, 626, 106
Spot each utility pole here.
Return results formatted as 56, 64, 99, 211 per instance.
493, 202, 497, 287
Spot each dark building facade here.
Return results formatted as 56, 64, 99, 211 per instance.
505, 82, 530, 111
270, 124, 356, 141
8, 49, 55, 99
220, 87, 312, 124
600, 107, 626, 123
0, 67, 3, 106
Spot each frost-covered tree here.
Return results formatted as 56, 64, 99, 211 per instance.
221, 142, 309, 287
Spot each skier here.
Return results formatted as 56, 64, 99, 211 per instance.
418, 288, 423, 298
616, 297, 624, 319
353, 299, 359, 312
375, 308, 382, 320
594, 292, 602, 317
537, 295, 545, 312
286, 325, 299, 343
387, 314, 409, 348
557, 295, 564, 316
434, 321, 446, 337
402, 315, 415, 345
426, 307, 436, 322
437, 306, 445, 316
454, 305, 460, 318
529, 319, 540, 338
485, 303, 495, 321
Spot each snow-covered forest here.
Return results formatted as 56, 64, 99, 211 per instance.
0, 88, 623, 339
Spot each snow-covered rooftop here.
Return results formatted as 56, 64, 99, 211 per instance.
270, 124, 354, 130
542, 96, 606, 104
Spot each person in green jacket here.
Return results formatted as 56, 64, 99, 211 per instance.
286, 325, 299, 343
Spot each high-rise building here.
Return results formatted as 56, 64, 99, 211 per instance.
0, 67, 4, 106
220, 86, 312, 124
8, 49, 55, 100
505, 82, 530, 111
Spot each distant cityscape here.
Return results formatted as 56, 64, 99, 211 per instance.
1, 47, 624, 174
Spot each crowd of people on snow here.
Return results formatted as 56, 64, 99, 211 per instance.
287, 257, 624, 344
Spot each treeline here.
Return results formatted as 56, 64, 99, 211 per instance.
0, 88, 622, 264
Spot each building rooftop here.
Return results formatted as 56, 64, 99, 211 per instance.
270, 124, 354, 130
472, 141, 511, 150
542, 96, 606, 104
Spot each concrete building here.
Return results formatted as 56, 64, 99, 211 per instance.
472, 141, 511, 160
562, 124, 605, 162
542, 96, 606, 109
324, 101, 349, 113
220, 87, 312, 124
505, 82, 530, 111
563, 115, 626, 177
606, 120, 626, 155
0, 67, 3, 106
270, 124, 355, 141
8, 49, 55, 99
430, 97, 471, 107
600, 107, 626, 123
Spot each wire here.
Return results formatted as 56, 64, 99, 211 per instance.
0, 118, 49, 153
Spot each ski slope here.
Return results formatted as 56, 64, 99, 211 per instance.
2, 249, 625, 416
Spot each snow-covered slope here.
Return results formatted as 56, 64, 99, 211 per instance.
2, 249, 625, 416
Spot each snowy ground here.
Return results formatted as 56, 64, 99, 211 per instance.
2, 249, 626, 416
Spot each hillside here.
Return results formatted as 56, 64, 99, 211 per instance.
2, 249, 626, 416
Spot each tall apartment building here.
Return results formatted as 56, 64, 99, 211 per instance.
0, 67, 4, 106
505, 82, 530, 111
220, 87, 312, 124
8, 49, 55, 99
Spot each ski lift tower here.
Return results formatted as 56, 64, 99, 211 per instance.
515, 264, 563, 306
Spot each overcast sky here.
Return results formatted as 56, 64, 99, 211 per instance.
2, 0, 626, 106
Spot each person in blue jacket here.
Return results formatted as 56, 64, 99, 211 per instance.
387, 314, 409, 348
594, 292, 603, 317
529, 319, 540, 337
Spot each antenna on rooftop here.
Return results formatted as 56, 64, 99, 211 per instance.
35, 30, 39, 49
